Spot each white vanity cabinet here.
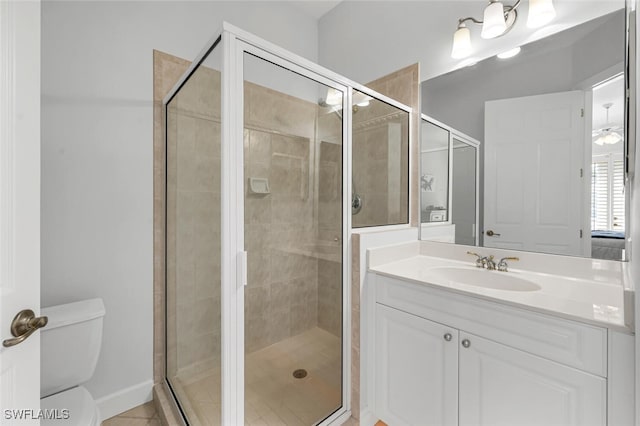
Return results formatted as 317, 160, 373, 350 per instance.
375, 304, 458, 426
458, 332, 605, 426
370, 273, 628, 426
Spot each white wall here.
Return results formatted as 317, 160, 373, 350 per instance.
41, 0, 319, 413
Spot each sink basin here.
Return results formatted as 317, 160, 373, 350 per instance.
427, 266, 541, 292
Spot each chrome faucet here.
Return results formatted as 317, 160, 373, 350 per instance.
497, 256, 520, 272
485, 255, 496, 270
467, 252, 497, 270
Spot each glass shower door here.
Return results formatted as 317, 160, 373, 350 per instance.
166, 40, 223, 425
242, 50, 345, 425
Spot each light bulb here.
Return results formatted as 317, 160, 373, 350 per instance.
528, 0, 556, 28
482, 2, 507, 39
451, 25, 472, 59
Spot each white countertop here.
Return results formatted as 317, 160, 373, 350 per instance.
368, 241, 634, 332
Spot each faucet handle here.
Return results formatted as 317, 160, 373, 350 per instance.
467, 251, 484, 268
497, 256, 519, 272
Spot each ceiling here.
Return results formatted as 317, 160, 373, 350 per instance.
288, 0, 343, 19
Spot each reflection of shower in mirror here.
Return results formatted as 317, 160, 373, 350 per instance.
421, 174, 435, 192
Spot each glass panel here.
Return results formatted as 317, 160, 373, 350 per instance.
166, 42, 222, 425
451, 138, 477, 245
420, 120, 450, 224
352, 90, 410, 227
243, 52, 343, 424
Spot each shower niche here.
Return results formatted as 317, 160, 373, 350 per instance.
164, 23, 411, 425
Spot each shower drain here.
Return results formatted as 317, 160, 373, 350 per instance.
292, 369, 308, 379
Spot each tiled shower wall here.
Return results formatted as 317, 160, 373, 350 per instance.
243, 82, 319, 352
166, 65, 222, 379
366, 63, 420, 227
352, 116, 409, 227
167, 63, 345, 379
244, 83, 343, 352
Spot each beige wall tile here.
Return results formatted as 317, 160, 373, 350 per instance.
317, 259, 342, 336
154, 50, 191, 385
366, 63, 420, 226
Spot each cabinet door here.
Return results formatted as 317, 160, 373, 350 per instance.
375, 304, 458, 426
459, 332, 606, 426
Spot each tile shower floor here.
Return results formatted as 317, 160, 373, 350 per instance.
174, 327, 342, 426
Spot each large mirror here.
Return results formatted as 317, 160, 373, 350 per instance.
420, 1, 630, 261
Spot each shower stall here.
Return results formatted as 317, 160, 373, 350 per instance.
163, 23, 411, 425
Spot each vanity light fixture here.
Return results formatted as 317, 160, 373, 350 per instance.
481, 1, 509, 39
451, 23, 472, 59
527, 0, 556, 28
451, 0, 555, 59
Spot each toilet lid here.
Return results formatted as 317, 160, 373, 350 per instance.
41, 386, 100, 426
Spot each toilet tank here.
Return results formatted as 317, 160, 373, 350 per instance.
40, 298, 105, 398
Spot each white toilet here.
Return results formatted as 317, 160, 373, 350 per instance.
40, 298, 106, 426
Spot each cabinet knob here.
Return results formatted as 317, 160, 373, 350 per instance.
461, 339, 471, 348
443, 333, 452, 341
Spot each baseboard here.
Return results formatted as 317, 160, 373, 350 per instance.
95, 379, 154, 421
359, 408, 377, 425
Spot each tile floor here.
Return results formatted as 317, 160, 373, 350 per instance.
173, 327, 342, 425
101, 401, 160, 426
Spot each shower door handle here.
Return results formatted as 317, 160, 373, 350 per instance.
3, 309, 48, 348
237, 251, 248, 288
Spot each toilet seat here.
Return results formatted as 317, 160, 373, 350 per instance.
41, 386, 100, 426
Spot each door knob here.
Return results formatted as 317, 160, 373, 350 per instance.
443, 333, 452, 341
486, 230, 501, 237
461, 339, 471, 348
3, 309, 48, 348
